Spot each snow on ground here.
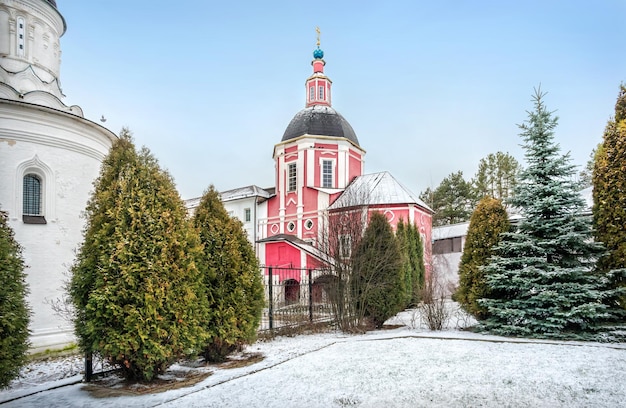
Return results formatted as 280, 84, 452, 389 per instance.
2, 309, 625, 408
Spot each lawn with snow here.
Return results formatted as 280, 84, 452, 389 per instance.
2, 310, 625, 407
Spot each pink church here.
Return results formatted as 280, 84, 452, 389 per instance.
251, 43, 434, 281
187, 41, 433, 285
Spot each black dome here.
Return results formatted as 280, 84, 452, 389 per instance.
282, 105, 359, 146
44, 0, 57, 7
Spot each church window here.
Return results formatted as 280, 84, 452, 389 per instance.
304, 219, 314, 230
23, 174, 41, 215
22, 174, 46, 224
322, 160, 333, 188
319, 86, 324, 100
288, 163, 297, 191
339, 235, 351, 259
244, 208, 251, 222
17, 17, 25, 56
309, 86, 315, 101
287, 221, 296, 232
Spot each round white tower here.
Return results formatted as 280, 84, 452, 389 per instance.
0, 0, 117, 350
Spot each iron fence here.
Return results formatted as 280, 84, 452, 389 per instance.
260, 266, 335, 331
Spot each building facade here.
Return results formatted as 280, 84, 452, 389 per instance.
0, 0, 116, 350
189, 42, 434, 287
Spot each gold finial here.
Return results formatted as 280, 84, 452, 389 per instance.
316, 26, 321, 47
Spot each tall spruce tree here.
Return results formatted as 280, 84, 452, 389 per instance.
455, 197, 509, 318
70, 130, 209, 381
0, 211, 30, 388
479, 89, 623, 339
593, 84, 626, 301
192, 186, 264, 362
352, 212, 404, 328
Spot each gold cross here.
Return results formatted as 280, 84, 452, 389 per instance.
316, 26, 321, 47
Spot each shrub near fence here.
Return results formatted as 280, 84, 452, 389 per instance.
260, 267, 334, 331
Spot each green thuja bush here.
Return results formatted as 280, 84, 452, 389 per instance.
593, 84, 626, 306
192, 186, 264, 362
352, 212, 404, 328
455, 197, 509, 318
396, 219, 425, 307
70, 129, 209, 381
0, 211, 30, 388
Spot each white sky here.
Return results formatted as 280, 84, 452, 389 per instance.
55, 0, 625, 199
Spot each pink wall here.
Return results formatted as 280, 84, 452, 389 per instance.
264, 241, 301, 269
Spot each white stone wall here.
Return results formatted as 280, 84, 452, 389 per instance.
0, 0, 66, 105
0, 100, 115, 351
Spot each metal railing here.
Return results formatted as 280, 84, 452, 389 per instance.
260, 266, 334, 331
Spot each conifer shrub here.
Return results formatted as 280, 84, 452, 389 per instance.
352, 212, 404, 328
456, 197, 509, 318
70, 130, 209, 381
192, 186, 264, 362
593, 84, 626, 306
0, 211, 30, 388
396, 219, 426, 307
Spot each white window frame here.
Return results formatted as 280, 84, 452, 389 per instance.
319, 85, 324, 100
244, 207, 251, 222
287, 162, 297, 192
15, 155, 55, 223
321, 159, 334, 188
309, 86, 315, 101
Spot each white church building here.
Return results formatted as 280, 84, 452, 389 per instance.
0, 0, 117, 350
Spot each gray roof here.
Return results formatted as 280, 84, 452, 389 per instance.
282, 105, 359, 146
328, 171, 433, 212
184, 185, 271, 210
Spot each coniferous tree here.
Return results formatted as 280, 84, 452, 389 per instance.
420, 171, 477, 226
479, 89, 623, 339
593, 84, 626, 302
396, 219, 426, 307
192, 186, 264, 362
0, 211, 30, 388
70, 129, 209, 381
472, 152, 521, 203
455, 197, 509, 318
352, 212, 404, 328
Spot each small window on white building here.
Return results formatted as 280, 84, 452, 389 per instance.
23, 174, 46, 224
288, 163, 297, 192
322, 160, 333, 188
17, 17, 25, 56
244, 208, 251, 222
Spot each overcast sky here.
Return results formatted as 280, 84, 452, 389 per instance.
56, 0, 625, 199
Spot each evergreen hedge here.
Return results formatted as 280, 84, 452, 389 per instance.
455, 197, 509, 318
0, 211, 30, 388
70, 130, 209, 381
593, 84, 626, 305
192, 186, 264, 362
352, 212, 404, 328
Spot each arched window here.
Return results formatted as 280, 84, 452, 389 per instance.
23, 174, 46, 224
